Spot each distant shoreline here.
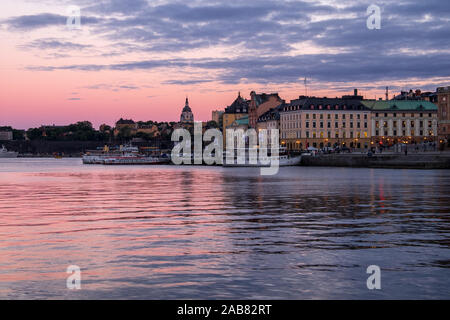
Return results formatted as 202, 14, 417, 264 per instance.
6, 153, 450, 170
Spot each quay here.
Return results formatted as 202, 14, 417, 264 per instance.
300, 152, 450, 169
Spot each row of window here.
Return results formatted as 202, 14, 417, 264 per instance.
281, 131, 369, 139
282, 113, 369, 121
375, 130, 435, 137
282, 122, 368, 129
284, 105, 366, 111
374, 113, 434, 118
281, 129, 435, 139
375, 121, 435, 128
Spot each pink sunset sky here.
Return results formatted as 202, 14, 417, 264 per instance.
0, 0, 449, 129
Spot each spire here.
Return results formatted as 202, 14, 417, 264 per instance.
185, 96, 189, 106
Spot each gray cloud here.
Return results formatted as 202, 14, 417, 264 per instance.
5, 0, 450, 88
23, 38, 92, 51
3, 12, 102, 30
163, 79, 214, 85
4, 13, 66, 30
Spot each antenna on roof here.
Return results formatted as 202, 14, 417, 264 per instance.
304, 77, 308, 97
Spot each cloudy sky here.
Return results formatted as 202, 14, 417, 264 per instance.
1, 0, 449, 129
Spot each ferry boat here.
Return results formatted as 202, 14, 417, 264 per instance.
82, 144, 170, 165
222, 147, 301, 167
102, 155, 170, 165
0, 145, 18, 158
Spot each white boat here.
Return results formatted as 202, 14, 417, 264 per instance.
223, 155, 301, 167
223, 147, 301, 167
82, 144, 170, 165
0, 145, 18, 158
102, 156, 170, 165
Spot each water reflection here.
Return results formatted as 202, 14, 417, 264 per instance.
0, 159, 449, 299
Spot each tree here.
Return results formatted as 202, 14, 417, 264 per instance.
206, 121, 219, 129
26, 128, 44, 140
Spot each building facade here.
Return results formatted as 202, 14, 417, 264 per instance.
0, 131, 13, 141
222, 93, 249, 147
248, 92, 283, 129
437, 86, 450, 143
362, 100, 438, 145
280, 96, 372, 150
256, 103, 284, 148
211, 110, 224, 127
114, 119, 138, 136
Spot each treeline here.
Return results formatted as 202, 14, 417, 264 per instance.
25, 121, 110, 141
2, 120, 221, 142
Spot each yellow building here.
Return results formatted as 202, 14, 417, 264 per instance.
222, 93, 249, 147
114, 118, 138, 137
362, 100, 438, 145
280, 96, 372, 150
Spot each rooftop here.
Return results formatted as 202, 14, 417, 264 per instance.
361, 100, 438, 111
116, 118, 136, 125
284, 97, 370, 112
225, 93, 249, 114
251, 92, 281, 106
258, 103, 285, 122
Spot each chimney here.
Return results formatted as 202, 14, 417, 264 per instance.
354, 89, 358, 96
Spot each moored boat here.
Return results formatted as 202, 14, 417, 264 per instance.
0, 145, 18, 158
82, 144, 170, 165
102, 156, 170, 165
222, 147, 301, 167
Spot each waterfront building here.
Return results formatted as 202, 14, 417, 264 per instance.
222, 93, 249, 147
256, 103, 285, 147
0, 131, 13, 141
227, 115, 249, 131
437, 86, 450, 144
362, 100, 438, 145
248, 92, 283, 129
211, 110, 224, 128
114, 119, 138, 136
180, 97, 194, 123
137, 124, 160, 137
394, 89, 438, 103
280, 91, 372, 150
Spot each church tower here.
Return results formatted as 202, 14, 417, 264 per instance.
180, 97, 194, 123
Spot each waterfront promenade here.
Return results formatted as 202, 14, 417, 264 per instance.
301, 152, 450, 169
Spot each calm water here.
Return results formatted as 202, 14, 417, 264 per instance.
0, 158, 449, 299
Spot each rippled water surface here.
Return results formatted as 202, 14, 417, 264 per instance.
0, 158, 449, 299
